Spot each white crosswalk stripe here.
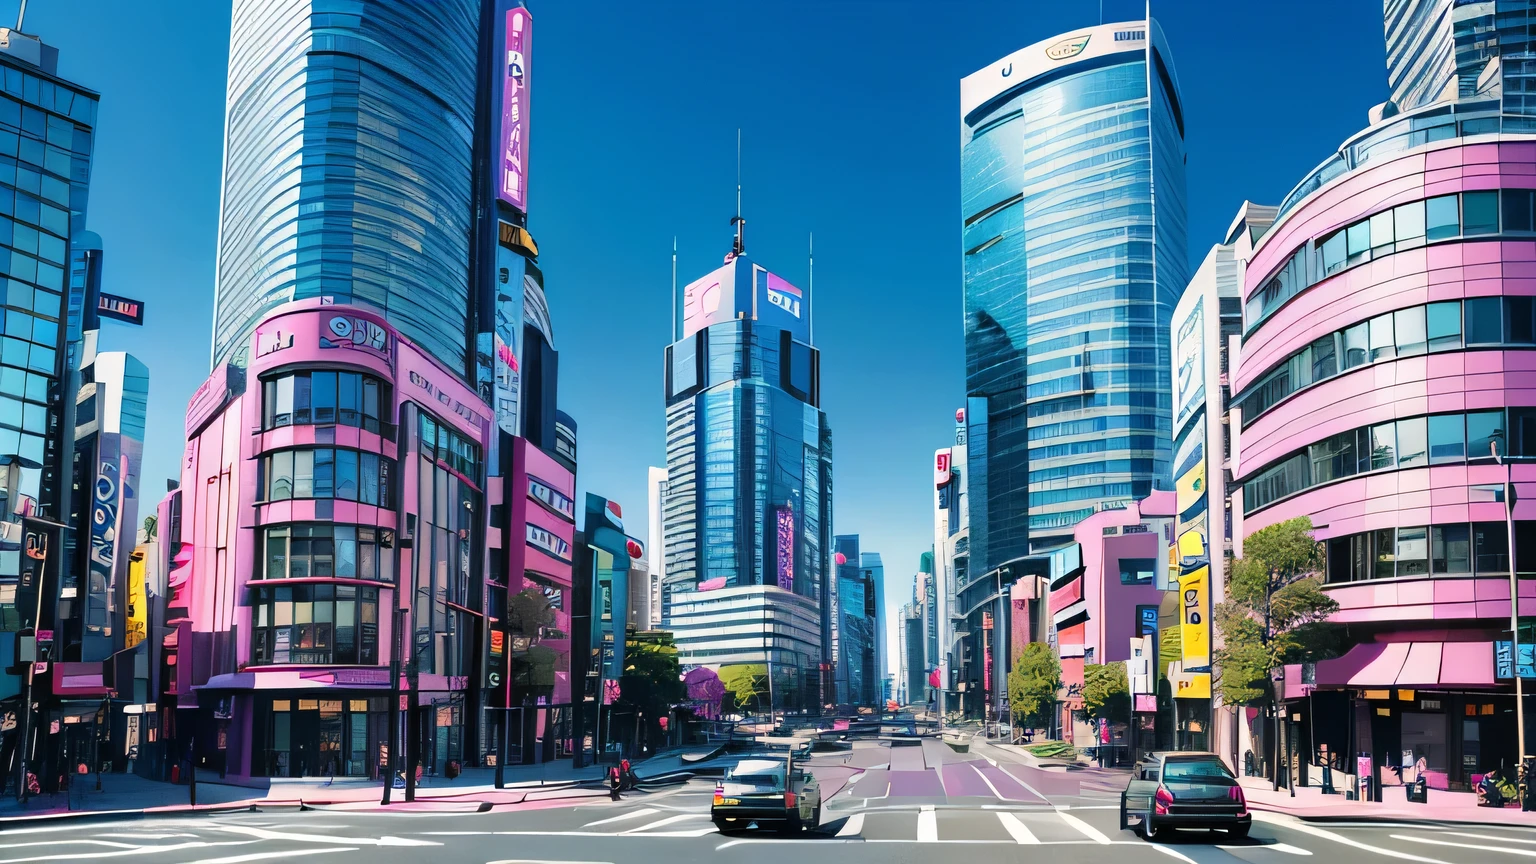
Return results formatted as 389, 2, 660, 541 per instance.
996, 812, 1039, 844
1056, 810, 1111, 844
1390, 834, 1536, 858
917, 806, 938, 842
835, 814, 864, 837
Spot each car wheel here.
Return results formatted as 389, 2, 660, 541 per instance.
1118, 806, 1128, 832
783, 811, 803, 834
1226, 823, 1251, 840
1142, 815, 1159, 840
810, 804, 821, 829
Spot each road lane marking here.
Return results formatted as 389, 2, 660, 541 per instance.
1250, 814, 1447, 864
971, 763, 1006, 800
918, 805, 938, 842
1056, 811, 1111, 844
184, 851, 357, 864
1390, 835, 1536, 857
209, 826, 439, 847
1217, 843, 1314, 856
581, 808, 658, 827
836, 814, 865, 837
1441, 832, 1536, 845
996, 812, 1039, 844
619, 813, 709, 833
1151, 845, 1199, 864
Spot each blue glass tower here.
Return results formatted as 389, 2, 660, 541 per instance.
960, 20, 1188, 565
661, 243, 833, 709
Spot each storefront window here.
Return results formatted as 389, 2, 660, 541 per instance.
263, 370, 392, 436
261, 524, 393, 581
251, 584, 379, 665
261, 447, 394, 507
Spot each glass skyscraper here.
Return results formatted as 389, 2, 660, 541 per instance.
960, 20, 1188, 565
661, 252, 833, 709
210, 0, 481, 376
1387, 0, 1536, 114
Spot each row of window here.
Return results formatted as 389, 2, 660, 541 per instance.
419, 412, 480, 480
1237, 297, 1536, 424
261, 524, 394, 582
1324, 521, 1536, 584
262, 447, 395, 508
263, 370, 392, 435
251, 584, 380, 666
1243, 408, 1533, 514
1247, 188, 1536, 328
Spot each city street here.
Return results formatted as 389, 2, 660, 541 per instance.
0, 739, 1527, 864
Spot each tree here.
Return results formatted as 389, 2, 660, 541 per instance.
1215, 517, 1343, 788
142, 514, 157, 541
1081, 663, 1129, 722
506, 588, 559, 695
1215, 517, 1342, 705
1008, 642, 1061, 730
618, 631, 685, 755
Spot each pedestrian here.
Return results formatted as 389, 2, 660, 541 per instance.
620, 757, 633, 791
609, 765, 623, 801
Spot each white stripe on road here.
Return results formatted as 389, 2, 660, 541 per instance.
582, 808, 658, 827
836, 813, 865, 837
1150, 845, 1199, 864
620, 813, 709, 833
918, 805, 938, 842
1217, 843, 1314, 856
1057, 810, 1111, 844
971, 763, 1006, 800
996, 812, 1040, 844
185, 850, 357, 864
1391, 834, 1536, 858
1442, 832, 1536, 846
1250, 814, 1448, 864
209, 826, 440, 847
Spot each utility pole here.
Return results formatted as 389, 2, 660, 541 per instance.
382, 606, 404, 805
1494, 438, 1528, 805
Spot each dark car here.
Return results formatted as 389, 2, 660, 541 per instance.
711, 754, 822, 834
1120, 752, 1251, 840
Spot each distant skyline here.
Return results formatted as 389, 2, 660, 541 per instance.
8, 0, 1388, 678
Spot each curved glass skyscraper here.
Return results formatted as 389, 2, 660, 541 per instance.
960, 20, 1188, 565
211, 0, 481, 375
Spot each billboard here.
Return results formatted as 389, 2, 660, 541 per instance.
681, 261, 739, 338
498, 5, 531, 213
1173, 297, 1205, 429
755, 266, 810, 342
97, 292, 145, 326
126, 552, 147, 650
776, 506, 794, 591
1179, 564, 1210, 670
1495, 640, 1536, 679
934, 449, 952, 487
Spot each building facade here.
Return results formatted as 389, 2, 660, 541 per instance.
660, 251, 832, 709
1231, 100, 1536, 789
1385, 0, 1536, 114
959, 20, 1189, 566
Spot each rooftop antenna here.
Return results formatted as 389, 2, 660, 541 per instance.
730, 128, 745, 258
671, 236, 678, 342
15, 0, 26, 30
808, 232, 814, 345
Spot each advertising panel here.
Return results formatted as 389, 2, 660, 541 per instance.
934, 449, 952, 487
498, 5, 531, 213
125, 552, 147, 650
88, 438, 124, 656
1179, 564, 1211, 671
97, 292, 145, 325
755, 267, 810, 342
1169, 662, 1211, 700
1495, 640, 1536, 679
1174, 297, 1205, 430
493, 234, 525, 437
776, 506, 794, 591
681, 262, 739, 339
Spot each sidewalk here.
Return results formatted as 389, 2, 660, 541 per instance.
0, 760, 608, 826
1239, 776, 1536, 826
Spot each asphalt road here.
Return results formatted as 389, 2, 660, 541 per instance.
1, 738, 1530, 864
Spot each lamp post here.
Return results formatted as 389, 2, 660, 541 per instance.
1493, 437, 1528, 801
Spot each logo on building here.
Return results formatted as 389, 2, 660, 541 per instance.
321, 315, 389, 360
528, 478, 575, 520
1045, 34, 1090, 60
527, 524, 572, 563
1113, 30, 1145, 41
766, 282, 801, 318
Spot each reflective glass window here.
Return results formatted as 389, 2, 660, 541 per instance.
1462, 190, 1499, 235
1346, 220, 1371, 263
1504, 189, 1535, 233
1426, 194, 1460, 241
1369, 313, 1396, 362
1428, 414, 1466, 464
1397, 526, 1429, 577
1426, 301, 1462, 350
1394, 200, 1426, 248
1396, 417, 1427, 468
1466, 297, 1503, 344
1320, 231, 1346, 275
1467, 410, 1505, 461
1369, 209, 1395, 255
1394, 306, 1426, 356
1432, 524, 1472, 575
1374, 528, 1397, 580
1474, 521, 1509, 575
1342, 322, 1369, 369
1509, 296, 1536, 345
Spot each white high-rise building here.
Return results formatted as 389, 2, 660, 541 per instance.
647, 466, 667, 629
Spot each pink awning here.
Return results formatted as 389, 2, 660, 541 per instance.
1439, 641, 1497, 687
1350, 642, 1410, 686
1396, 642, 1444, 686
1314, 642, 1386, 688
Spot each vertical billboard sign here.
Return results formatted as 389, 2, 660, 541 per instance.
1179, 564, 1211, 670
776, 506, 795, 591
17, 518, 59, 634
89, 435, 124, 657
499, 5, 531, 213
126, 553, 147, 649
1174, 297, 1205, 429
755, 267, 810, 342
681, 262, 738, 338
493, 230, 526, 437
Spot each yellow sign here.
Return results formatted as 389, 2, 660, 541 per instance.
125, 550, 147, 650
1176, 459, 1206, 515
1173, 670, 1211, 699
1179, 564, 1210, 669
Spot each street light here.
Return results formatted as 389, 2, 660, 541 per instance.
1492, 436, 1529, 802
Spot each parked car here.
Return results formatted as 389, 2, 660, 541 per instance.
1120, 752, 1251, 840
711, 754, 821, 833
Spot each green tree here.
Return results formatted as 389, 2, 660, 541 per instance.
1081, 663, 1130, 722
1214, 516, 1343, 706
618, 631, 686, 754
719, 664, 770, 713
1008, 642, 1061, 729
142, 514, 157, 541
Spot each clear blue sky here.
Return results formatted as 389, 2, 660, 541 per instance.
12, 0, 1386, 677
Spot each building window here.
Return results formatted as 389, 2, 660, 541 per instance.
262, 524, 393, 582
262, 370, 392, 436
1119, 557, 1155, 586
251, 584, 379, 666
260, 447, 394, 507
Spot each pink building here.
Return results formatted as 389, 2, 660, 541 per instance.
1234, 128, 1536, 789
163, 299, 573, 782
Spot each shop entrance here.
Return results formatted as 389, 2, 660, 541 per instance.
263, 696, 386, 778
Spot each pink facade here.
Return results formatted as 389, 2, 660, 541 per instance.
165, 299, 548, 782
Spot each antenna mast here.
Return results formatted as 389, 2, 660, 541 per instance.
671, 236, 678, 343
731, 129, 745, 257
809, 233, 814, 345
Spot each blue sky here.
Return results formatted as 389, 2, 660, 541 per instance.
12, 0, 1386, 677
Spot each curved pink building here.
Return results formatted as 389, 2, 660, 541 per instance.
1234, 123, 1536, 789
165, 299, 574, 782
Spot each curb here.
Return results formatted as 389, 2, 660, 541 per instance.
0, 801, 267, 830
1248, 800, 1533, 829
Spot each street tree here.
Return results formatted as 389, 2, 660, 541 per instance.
1081, 662, 1129, 722
618, 630, 686, 755
1008, 642, 1062, 731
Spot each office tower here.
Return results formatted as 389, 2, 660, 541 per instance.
960, 21, 1188, 568
1386, 0, 1536, 113
661, 236, 832, 710
646, 466, 666, 627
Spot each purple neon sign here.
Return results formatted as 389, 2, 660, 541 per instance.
776, 506, 794, 591
499, 6, 531, 213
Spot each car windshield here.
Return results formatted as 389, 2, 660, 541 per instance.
1163, 759, 1235, 782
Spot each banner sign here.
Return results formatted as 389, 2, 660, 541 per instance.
1179, 564, 1210, 670
97, 292, 145, 325
499, 5, 531, 212
1496, 640, 1536, 679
